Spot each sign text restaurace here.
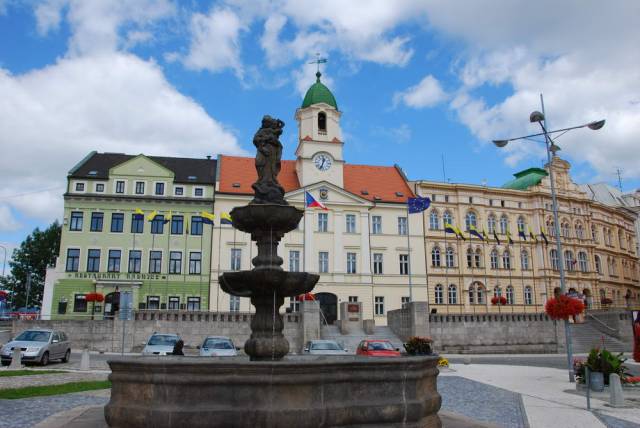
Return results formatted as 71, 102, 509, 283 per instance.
69, 272, 165, 281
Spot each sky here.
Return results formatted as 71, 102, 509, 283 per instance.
1, 0, 639, 272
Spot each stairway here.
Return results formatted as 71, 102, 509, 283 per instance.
570, 321, 631, 353
320, 324, 405, 354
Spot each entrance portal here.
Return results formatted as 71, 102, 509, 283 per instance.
315, 292, 337, 325
104, 292, 121, 318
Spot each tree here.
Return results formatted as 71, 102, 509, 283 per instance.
0, 222, 61, 309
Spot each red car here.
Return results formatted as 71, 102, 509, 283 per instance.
355, 340, 401, 357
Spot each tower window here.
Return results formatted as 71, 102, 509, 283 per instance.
318, 112, 327, 132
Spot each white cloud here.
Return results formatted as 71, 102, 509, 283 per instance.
372, 124, 412, 144
0, 205, 21, 232
0, 53, 244, 224
394, 75, 448, 108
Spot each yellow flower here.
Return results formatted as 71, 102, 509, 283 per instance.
438, 357, 449, 367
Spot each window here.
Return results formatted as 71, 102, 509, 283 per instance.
168, 296, 180, 310
174, 187, 184, 196
435, 284, 444, 304
446, 247, 455, 268
578, 252, 588, 273
169, 252, 182, 274
550, 249, 559, 270
187, 297, 200, 311
373, 253, 383, 274
399, 254, 409, 275
398, 217, 408, 235
230, 296, 240, 312
576, 223, 584, 239
147, 296, 160, 310
468, 286, 474, 304
502, 251, 511, 270
431, 247, 441, 267
494, 287, 502, 297
591, 225, 598, 243
524, 286, 533, 305
289, 297, 300, 313
487, 215, 496, 234
474, 249, 482, 268
443, 211, 452, 226
131, 214, 144, 233
111, 213, 124, 233
189, 252, 202, 274
444, 195, 449, 203
171, 215, 184, 235
289, 251, 300, 272
108, 250, 121, 272
128, 250, 141, 273
506, 286, 514, 304
149, 251, 162, 273
66, 249, 80, 272
345, 214, 356, 233
448, 285, 457, 304
561, 222, 570, 238
476, 284, 485, 304
73, 294, 87, 312
564, 250, 575, 272
231, 249, 241, 271
374, 296, 384, 315
469, 197, 473, 204
90, 212, 103, 232
499, 215, 509, 234
115, 180, 125, 194
318, 213, 328, 232
87, 249, 101, 272
372, 215, 382, 234
490, 249, 499, 269
517, 216, 525, 234
500, 200, 505, 207
465, 212, 477, 231
318, 252, 329, 273
75, 182, 84, 191
194, 188, 204, 197
151, 215, 164, 234
135, 182, 145, 195
595, 255, 602, 274
346, 252, 357, 274
521, 250, 529, 270
429, 211, 439, 230
96, 183, 104, 192
155, 182, 165, 195
401, 296, 410, 308
467, 248, 473, 268
349, 296, 358, 302
318, 111, 327, 131
191, 216, 203, 236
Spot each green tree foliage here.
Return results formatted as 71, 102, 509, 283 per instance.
0, 222, 61, 308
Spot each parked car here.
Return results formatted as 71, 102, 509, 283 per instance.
303, 340, 349, 355
142, 333, 180, 356
0, 329, 71, 366
355, 340, 401, 357
198, 336, 239, 357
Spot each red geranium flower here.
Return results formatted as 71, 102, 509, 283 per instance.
545, 295, 584, 320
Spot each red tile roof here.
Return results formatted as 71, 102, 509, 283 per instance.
217, 155, 414, 204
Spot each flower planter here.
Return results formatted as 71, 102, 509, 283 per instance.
590, 371, 604, 392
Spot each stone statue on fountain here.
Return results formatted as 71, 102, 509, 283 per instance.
251, 115, 287, 205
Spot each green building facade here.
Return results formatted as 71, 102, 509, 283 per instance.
42, 152, 216, 319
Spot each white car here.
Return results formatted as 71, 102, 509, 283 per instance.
1, 329, 71, 366
198, 336, 239, 357
142, 333, 180, 356
303, 340, 349, 355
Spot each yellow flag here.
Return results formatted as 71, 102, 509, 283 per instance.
146, 210, 157, 222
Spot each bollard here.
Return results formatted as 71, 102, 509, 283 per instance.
609, 374, 625, 407
9, 346, 22, 369
80, 348, 90, 371
463, 357, 471, 365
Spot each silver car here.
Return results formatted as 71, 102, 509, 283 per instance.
198, 336, 239, 357
142, 333, 180, 356
303, 340, 349, 355
1, 329, 71, 366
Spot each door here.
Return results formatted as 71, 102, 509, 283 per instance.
104, 292, 121, 318
51, 332, 63, 358
315, 292, 338, 325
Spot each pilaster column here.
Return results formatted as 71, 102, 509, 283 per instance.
333, 211, 344, 273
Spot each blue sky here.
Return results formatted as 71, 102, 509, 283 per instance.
1, 0, 639, 271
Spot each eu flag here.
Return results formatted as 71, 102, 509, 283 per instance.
407, 196, 431, 214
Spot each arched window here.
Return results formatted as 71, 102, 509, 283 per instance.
431, 247, 441, 267
434, 284, 443, 304
499, 215, 509, 234
578, 251, 588, 272
561, 222, 570, 238
490, 249, 499, 269
591, 224, 598, 242
448, 284, 457, 304
468, 284, 475, 304
466, 248, 473, 268
443, 211, 453, 226
548, 220, 555, 237
487, 215, 496, 234
317, 112, 327, 131
520, 250, 529, 270
446, 247, 455, 268
465, 211, 477, 231
506, 285, 514, 304
429, 211, 439, 230
524, 286, 533, 305
564, 250, 575, 272
477, 284, 485, 304
550, 249, 559, 270
517, 216, 526, 233
494, 286, 502, 297
474, 248, 482, 268
599, 289, 606, 300
575, 223, 584, 239
502, 250, 511, 270
595, 255, 602, 274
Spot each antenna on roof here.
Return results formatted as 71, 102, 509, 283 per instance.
308, 53, 327, 75
616, 168, 623, 192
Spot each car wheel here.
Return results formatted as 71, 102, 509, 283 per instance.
40, 352, 49, 366
62, 349, 70, 363
1, 360, 9, 367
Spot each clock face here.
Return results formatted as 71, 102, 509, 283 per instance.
313, 153, 332, 171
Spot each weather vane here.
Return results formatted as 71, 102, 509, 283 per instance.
308, 52, 327, 73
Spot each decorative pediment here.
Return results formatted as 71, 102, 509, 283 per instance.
285, 181, 373, 207
110, 154, 174, 179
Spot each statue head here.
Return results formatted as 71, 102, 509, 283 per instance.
261, 115, 284, 137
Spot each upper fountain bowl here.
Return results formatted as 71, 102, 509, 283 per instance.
230, 204, 303, 235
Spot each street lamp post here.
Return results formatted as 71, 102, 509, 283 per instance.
0, 245, 7, 278
492, 98, 605, 383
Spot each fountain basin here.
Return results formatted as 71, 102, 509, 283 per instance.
230, 204, 303, 235
220, 270, 319, 297
104, 355, 442, 428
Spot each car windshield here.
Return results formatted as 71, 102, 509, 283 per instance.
311, 342, 341, 350
148, 335, 178, 346
368, 341, 394, 351
204, 339, 234, 349
15, 331, 51, 342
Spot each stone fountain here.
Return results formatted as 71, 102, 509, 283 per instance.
104, 116, 442, 428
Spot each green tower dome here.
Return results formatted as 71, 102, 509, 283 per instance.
301, 72, 337, 109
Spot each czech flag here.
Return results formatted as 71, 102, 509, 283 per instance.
305, 191, 328, 210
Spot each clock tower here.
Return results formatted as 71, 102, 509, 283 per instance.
295, 72, 344, 188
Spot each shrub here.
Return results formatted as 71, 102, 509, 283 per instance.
403, 336, 433, 355
545, 295, 584, 320
585, 348, 630, 385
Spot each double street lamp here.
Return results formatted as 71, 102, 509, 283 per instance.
493, 99, 605, 383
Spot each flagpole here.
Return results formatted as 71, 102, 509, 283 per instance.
215, 216, 223, 312
530, 235, 538, 309
455, 234, 463, 314
406, 204, 413, 303
368, 211, 375, 320
519, 238, 525, 312
302, 188, 307, 273
482, 236, 490, 312
444, 228, 449, 314
507, 236, 513, 313
166, 214, 171, 309
416, 184, 430, 306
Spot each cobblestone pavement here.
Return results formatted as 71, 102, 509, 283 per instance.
0, 371, 109, 389
0, 390, 109, 428
594, 412, 640, 428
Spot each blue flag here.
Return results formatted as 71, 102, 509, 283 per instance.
407, 196, 431, 214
